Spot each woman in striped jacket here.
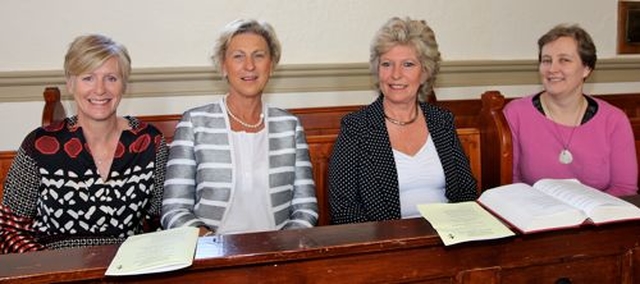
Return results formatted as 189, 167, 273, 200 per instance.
161, 19, 318, 236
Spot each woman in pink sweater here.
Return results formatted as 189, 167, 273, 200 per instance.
503, 24, 637, 196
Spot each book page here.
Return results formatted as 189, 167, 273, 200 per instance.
534, 179, 640, 223
417, 201, 514, 246
478, 183, 587, 233
105, 226, 200, 276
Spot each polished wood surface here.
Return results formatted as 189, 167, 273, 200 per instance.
2, 195, 640, 283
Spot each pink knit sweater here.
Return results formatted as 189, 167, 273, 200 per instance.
504, 94, 638, 196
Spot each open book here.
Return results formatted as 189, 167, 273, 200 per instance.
105, 226, 200, 276
478, 179, 640, 234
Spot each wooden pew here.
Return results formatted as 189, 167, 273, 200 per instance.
0, 152, 13, 201
591, 94, 640, 187
2, 195, 640, 283
438, 91, 513, 190
4, 88, 639, 223
0, 88, 539, 225
0, 88, 62, 200
24, 87, 512, 226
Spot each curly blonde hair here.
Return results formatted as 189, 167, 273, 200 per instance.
369, 17, 441, 102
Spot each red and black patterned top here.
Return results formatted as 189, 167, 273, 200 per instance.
1, 116, 168, 253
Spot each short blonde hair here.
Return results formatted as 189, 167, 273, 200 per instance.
212, 19, 281, 73
64, 34, 131, 89
370, 17, 441, 102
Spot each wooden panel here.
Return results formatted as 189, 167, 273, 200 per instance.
457, 128, 481, 193
501, 255, 621, 283
457, 267, 500, 284
0, 151, 15, 200
136, 114, 182, 143
622, 247, 640, 283
289, 105, 360, 135
436, 99, 483, 129
306, 134, 338, 226
593, 93, 640, 119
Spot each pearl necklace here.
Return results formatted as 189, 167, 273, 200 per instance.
384, 105, 419, 126
224, 97, 264, 129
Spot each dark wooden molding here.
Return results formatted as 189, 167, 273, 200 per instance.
618, 1, 640, 54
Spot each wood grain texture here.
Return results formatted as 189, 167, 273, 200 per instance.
2, 196, 640, 283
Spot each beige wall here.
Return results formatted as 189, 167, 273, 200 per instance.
1, 0, 635, 70
0, 0, 639, 150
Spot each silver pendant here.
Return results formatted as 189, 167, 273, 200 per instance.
559, 149, 573, 164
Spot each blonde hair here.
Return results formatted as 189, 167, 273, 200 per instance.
370, 17, 441, 102
64, 34, 131, 89
212, 19, 281, 73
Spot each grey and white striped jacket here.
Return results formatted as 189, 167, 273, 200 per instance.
161, 99, 318, 232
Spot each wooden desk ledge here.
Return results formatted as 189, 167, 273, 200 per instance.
3, 206, 640, 283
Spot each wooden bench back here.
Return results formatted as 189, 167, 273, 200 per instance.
591, 94, 640, 188
0, 87, 514, 226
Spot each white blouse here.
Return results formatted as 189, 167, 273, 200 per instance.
216, 128, 275, 234
393, 134, 448, 218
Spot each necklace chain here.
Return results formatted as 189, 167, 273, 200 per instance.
224, 97, 264, 129
544, 96, 585, 164
384, 105, 419, 126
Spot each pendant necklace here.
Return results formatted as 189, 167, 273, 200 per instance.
384, 104, 419, 126
545, 97, 585, 165
224, 96, 264, 129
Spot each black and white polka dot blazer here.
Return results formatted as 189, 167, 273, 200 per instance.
328, 95, 478, 225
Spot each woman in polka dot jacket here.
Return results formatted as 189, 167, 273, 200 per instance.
328, 17, 478, 225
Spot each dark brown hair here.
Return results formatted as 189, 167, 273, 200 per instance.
538, 24, 597, 71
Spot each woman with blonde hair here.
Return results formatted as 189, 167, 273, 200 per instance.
162, 19, 318, 236
1, 34, 168, 253
329, 17, 477, 225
